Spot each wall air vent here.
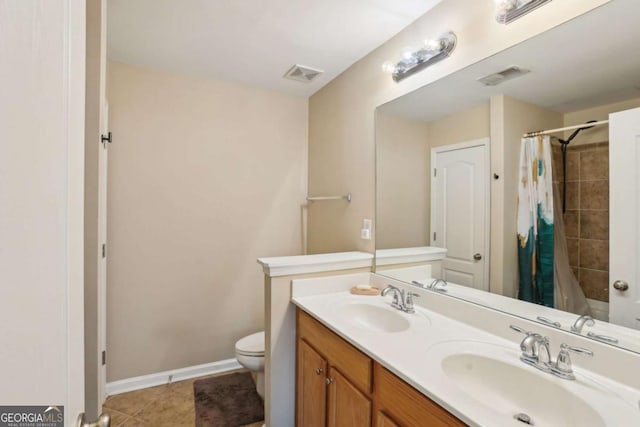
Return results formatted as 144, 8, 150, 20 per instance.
283, 64, 323, 83
477, 66, 530, 87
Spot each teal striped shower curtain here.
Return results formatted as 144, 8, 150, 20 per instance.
517, 135, 554, 307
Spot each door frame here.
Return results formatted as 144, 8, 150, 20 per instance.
430, 138, 491, 290
67, 0, 88, 422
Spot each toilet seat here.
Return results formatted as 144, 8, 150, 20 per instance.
235, 331, 264, 357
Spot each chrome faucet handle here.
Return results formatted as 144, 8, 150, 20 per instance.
537, 316, 561, 328
552, 343, 594, 380
509, 325, 529, 335
510, 325, 549, 362
404, 292, 420, 313
586, 332, 619, 344
510, 325, 538, 359
571, 315, 595, 333
411, 280, 427, 288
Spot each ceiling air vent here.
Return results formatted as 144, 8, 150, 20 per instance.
283, 64, 323, 83
477, 66, 530, 86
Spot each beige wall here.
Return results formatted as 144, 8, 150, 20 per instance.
490, 96, 563, 297
106, 62, 308, 381
375, 104, 489, 250
563, 97, 640, 145
307, 0, 610, 254
376, 114, 429, 249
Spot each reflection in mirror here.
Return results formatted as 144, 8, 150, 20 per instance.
374, 1, 640, 354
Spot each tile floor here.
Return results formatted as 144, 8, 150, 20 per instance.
102, 369, 264, 427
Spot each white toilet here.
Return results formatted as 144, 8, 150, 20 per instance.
235, 331, 265, 399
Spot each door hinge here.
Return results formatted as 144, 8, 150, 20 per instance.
102, 243, 106, 258
101, 131, 112, 145
433, 232, 437, 241
101, 350, 106, 366
434, 168, 437, 177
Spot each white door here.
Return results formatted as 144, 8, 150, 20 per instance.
609, 107, 640, 329
431, 139, 490, 290
0, 1, 86, 425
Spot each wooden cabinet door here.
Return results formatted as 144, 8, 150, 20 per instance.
327, 367, 372, 427
297, 339, 327, 427
376, 412, 401, 427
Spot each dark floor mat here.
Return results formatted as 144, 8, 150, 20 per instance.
194, 372, 263, 427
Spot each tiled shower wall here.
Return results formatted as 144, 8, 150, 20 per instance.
552, 142, 609, 302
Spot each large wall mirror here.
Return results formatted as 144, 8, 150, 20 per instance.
374, 0, 640, 354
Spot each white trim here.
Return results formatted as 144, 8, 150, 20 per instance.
105, 358, 243, 396
67, 0, 87, 423
257, 251, 373, 277
375, 247, 447, 266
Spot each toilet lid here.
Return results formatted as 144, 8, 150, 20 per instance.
235, 331, 265, 356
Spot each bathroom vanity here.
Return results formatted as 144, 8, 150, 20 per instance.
291, 273, 640, 427
296, 309, 463, 427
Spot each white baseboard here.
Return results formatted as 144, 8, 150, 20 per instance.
105, 358, 243, 396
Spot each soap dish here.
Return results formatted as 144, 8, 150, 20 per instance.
350, 286, 380, 296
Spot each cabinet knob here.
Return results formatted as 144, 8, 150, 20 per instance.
315, 368, 323, 375
325, 377, 334, 385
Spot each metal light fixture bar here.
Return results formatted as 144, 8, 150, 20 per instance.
391, 32, 457, 83
496, 0, 553, 24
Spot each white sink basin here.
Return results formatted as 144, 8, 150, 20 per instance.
443, 353, 604, 426
424, 341, 640, 426
336, 303, 410, 333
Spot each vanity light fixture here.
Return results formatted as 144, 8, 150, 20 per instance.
382, 31, 457, 83
495, 0, 553, 24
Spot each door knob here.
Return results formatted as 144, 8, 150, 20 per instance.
613, 280, 629, 291
315, 368, 323, 375
473, 253, 482, 261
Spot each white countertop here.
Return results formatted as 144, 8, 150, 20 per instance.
257, 251, 373, 277
290, 276, 640, 427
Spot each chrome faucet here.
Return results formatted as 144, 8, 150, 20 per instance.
510, 325, 551, 369
381, 285, 404, 310
381, 285, 419, 314
510, 325, 593, 380
570, 314, 619, 343
429, 279, 448, 291
571, 315, 595, 333
411, 278, 447, 292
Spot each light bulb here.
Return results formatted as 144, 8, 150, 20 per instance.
381, 61, 396, 74
424, 38, 443, 53
401, 47, 415, 61
495, 0, 517, 12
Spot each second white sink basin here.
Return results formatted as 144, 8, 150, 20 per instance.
443, 352, 604, 426
424, 341, 640, 427
336, 303, 410, 333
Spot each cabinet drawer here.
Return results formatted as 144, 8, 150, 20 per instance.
297, 308, 372, 394
374, 363, 466, 427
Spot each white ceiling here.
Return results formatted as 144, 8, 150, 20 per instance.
107, 0, 442, 97
379, 0, 640, 121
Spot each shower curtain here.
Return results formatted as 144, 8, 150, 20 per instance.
517, 136, 555, 307
552, 183, 591, 315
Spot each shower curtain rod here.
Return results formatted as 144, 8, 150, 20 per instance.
523, 120, 609, 138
